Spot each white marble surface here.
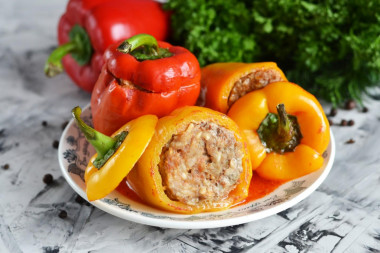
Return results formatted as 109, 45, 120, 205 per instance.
0, 0, 380, 252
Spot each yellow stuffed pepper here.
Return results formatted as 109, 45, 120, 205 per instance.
128, 106, 252, 214
201, 62, 287, 113
228, 82, 330, 181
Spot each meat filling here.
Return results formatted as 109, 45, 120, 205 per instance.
120, 79, 153, 93
228, 68, 286, 106
159, 122, 244, 206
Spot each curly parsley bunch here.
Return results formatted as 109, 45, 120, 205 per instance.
165, 0, 380, 105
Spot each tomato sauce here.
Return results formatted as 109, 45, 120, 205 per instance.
117, 172, 285, 206
116, 180, 144, 204
238, 171, 285, 205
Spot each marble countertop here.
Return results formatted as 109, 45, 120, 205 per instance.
1, 1, 379, 252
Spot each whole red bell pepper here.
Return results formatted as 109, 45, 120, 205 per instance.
44, 0, 169, 92
91, 34, 201, 135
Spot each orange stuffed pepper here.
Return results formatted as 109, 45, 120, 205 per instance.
201, 62, 287, 113
228, 82, 330, 181
128, 106, 252, 214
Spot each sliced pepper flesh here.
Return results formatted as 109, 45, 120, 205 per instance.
228, 82, 330, 181
78, 112, 158, 201
127, 106, 252, 214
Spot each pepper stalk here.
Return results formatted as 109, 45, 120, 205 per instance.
257, 103, 303, 154
117, 33, 173, 61
45, 25, 92, 77
72, 106, 127, 169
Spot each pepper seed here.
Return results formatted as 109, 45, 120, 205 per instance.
345, 139, 355, 144
348, 120, 355, 126
329, 108, 337, 117
58, 210, 67, 219
2, 164, 9, 170
345, 99, 356, 110
52, 140, 59, 149
43, 174, 53, 184
340, 119, 348, 126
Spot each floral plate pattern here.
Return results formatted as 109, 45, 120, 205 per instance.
58, 105, 335, 229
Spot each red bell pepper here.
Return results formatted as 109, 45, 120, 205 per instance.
91, 34, 201, 135
44, 0, 169, 92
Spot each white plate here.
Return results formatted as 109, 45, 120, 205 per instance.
58, 105, 335, 229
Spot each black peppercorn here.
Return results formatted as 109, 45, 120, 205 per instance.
329, 108, 337, 117
345, 99, 356, 110
2, 164, 9, 170
43, 174, 53, 184
75, 195, 85, 204
328, 119, 333, 126
348, 120, 355, 126
345, 139, 355, 144
340, 119, 348, 126
58, 210, 67, 219
52, 140, 59, 149
41, 121, 48, 127
362, 107, 369, 113
61, 121, 69, 131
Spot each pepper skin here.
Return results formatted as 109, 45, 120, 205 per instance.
71, 107, 158, 201
201, 62, 287, 113
228, 82, 330, 181
127, 106, 252, 214
91, 35, 201, 135
45, 0, 169, 92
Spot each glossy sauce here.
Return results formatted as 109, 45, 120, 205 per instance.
237, 172, 285, 205
116, 179, 145, 204
117, 172, 285, 206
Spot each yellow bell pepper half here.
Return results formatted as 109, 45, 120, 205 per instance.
74, 110, 158, 201
228, 82, 330, 181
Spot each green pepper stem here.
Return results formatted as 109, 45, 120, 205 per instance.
72, 106, 116, 159
117, 33, 159, 55
45, 25, 92, 77
44, 42, 76, 77
276, 104, 292, 142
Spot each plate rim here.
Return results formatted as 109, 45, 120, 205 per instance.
58, 108, 335, 229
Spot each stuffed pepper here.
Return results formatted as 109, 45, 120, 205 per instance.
45, 0, 169, 92
127, 106, 252, 214
72, 106, 157, 201
228, 82, 330, 180
91, 34, 201, 135
200, 62, 287, 113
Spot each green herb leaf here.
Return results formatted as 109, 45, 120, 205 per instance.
165, 0, 380, 105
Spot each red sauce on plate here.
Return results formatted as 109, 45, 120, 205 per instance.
116, 179, 144, 204
116, 172, 285, 206
237, 172, 285, 206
